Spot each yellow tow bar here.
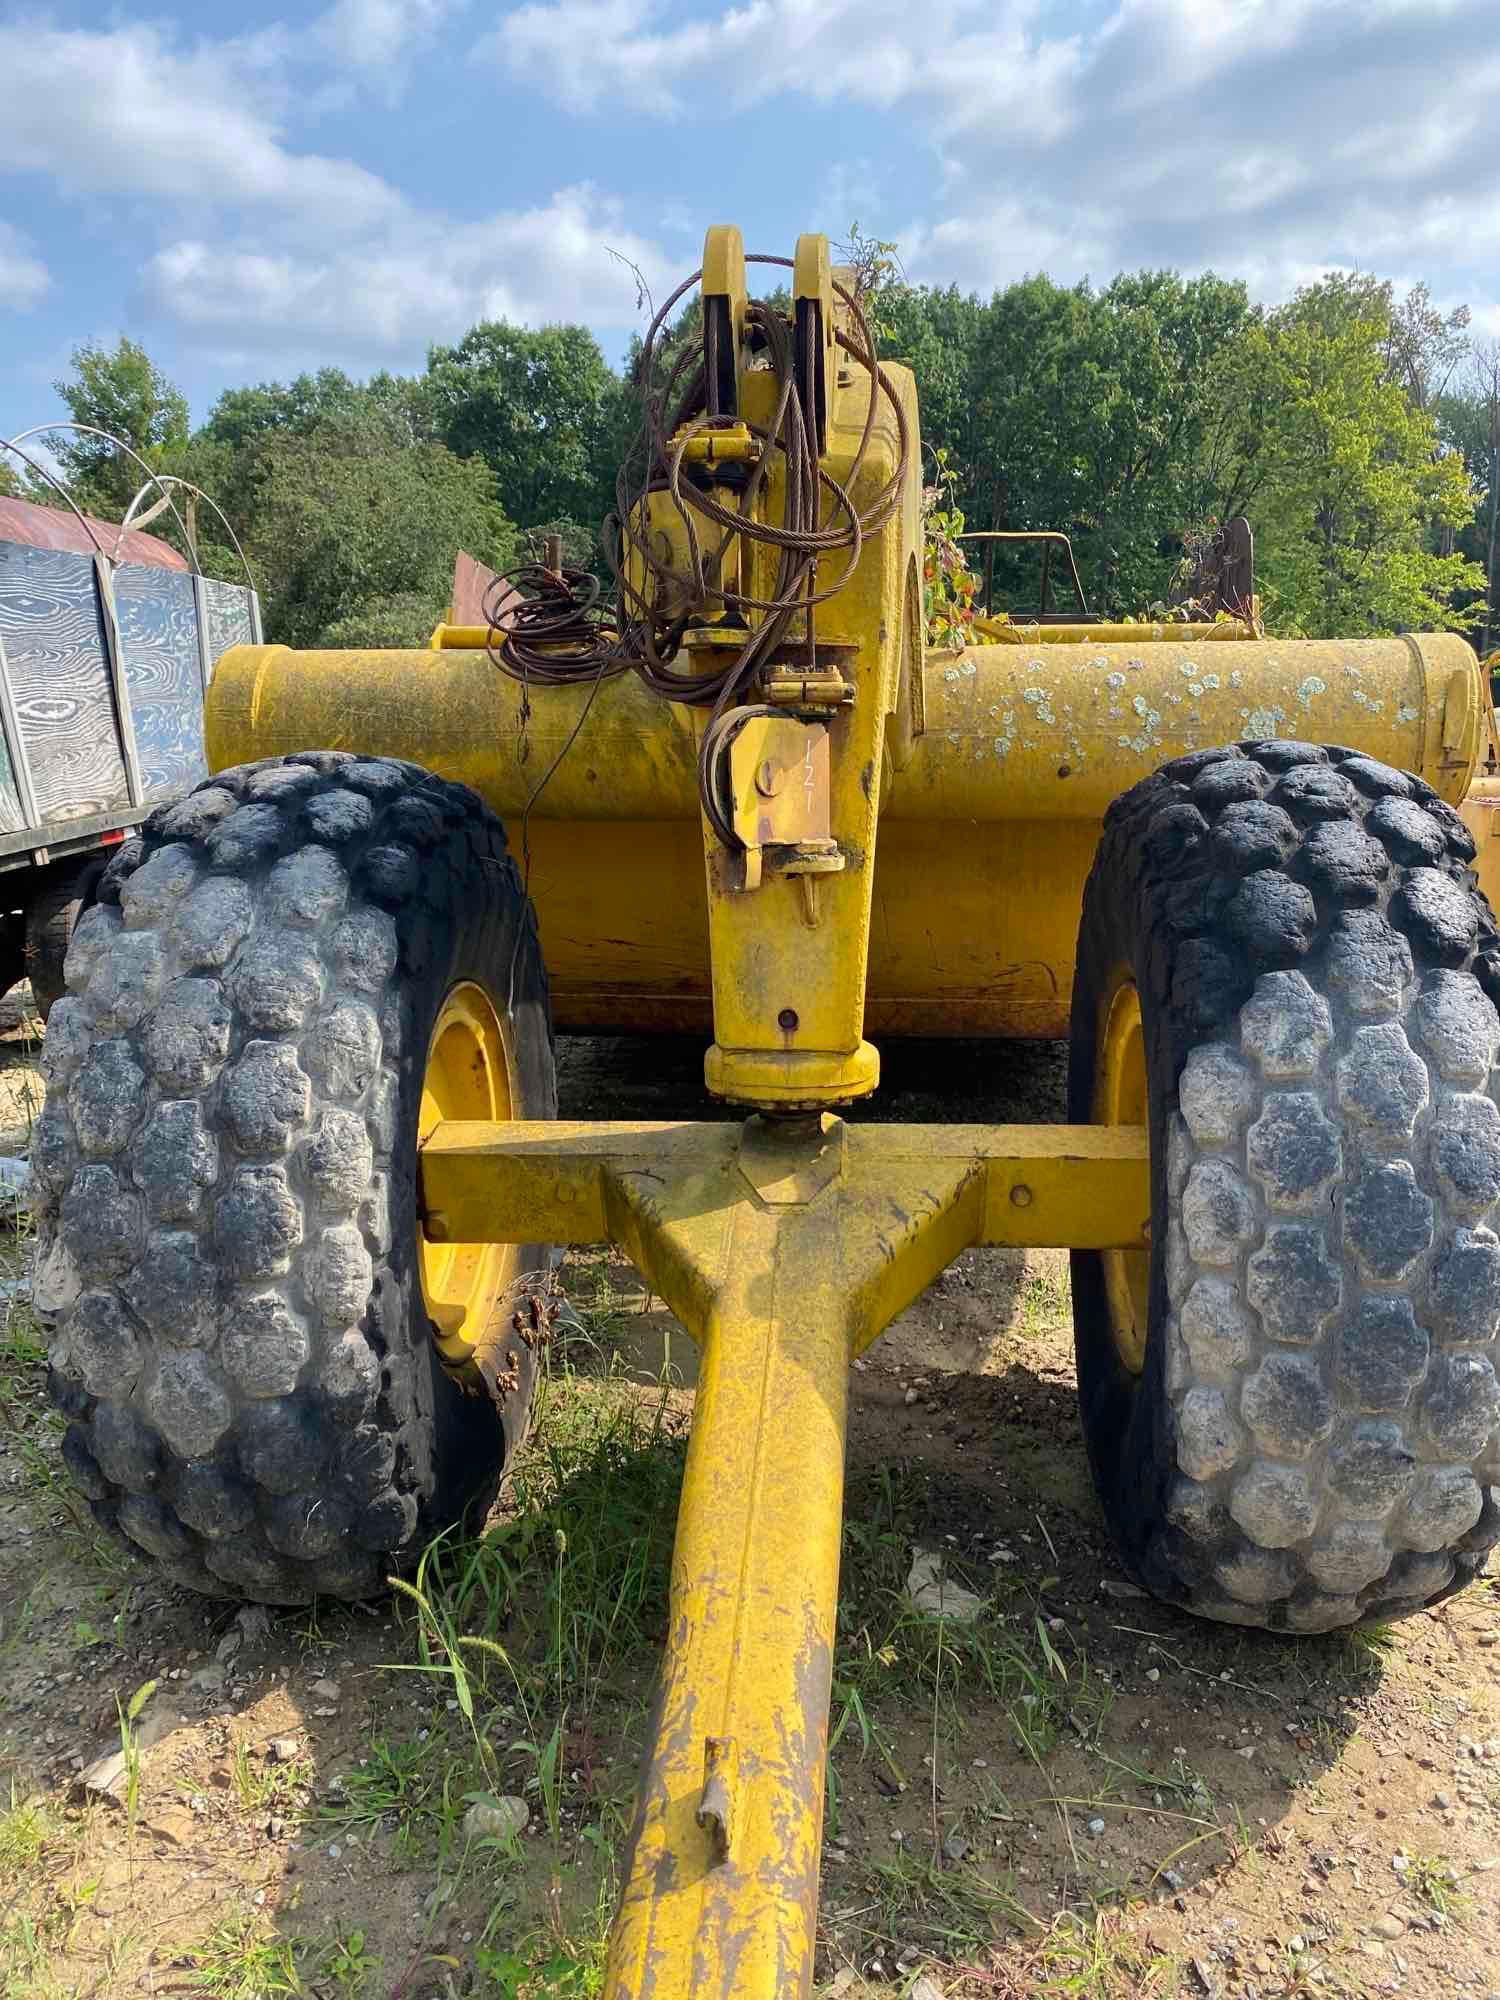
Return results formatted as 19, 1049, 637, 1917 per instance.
421, 1116, 1148, 1998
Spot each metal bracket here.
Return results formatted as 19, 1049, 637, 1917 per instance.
792, 233, 836, 455
737, 1113, 846, 1206
701, 225, 748, 421
93, 555, 145, 810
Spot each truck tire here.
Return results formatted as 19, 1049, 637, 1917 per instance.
1071, 740, 1500, 1631
27, 855, 107, 1022
32, 754, 555, 1604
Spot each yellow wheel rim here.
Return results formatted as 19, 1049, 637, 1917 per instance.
419, 982, 517, 1371
1096, 977, 1150, 1375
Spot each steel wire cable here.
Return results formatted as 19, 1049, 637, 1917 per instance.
483, 255, 911, 844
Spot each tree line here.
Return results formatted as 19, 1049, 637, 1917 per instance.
4, 247, 1496, 653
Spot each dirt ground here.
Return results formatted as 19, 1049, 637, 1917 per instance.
3, 1019, 1500, 1998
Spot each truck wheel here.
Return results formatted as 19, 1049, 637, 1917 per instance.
32, 754, 555, 1604
1071, 741, 1500, 1631
27, 855, 107, 1022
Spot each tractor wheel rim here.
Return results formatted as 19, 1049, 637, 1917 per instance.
418, 981, 517, 1371
1096, 977, 1150, 1375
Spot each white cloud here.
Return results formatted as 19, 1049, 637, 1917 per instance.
143, 187, 671, 358
0, 222, 48, 310
486, 0, 1500, 313
0, 20, 398, 230
313, 0, 464, 86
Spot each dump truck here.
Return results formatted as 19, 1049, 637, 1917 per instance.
0, 478, 262, 1019
32, 231, 1500, 1998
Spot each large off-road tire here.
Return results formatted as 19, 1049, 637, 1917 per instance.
1072, 740, 1500, 1632
32, 753, 555, 1604
26, 854, 107, 1021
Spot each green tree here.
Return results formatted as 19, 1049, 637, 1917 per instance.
1439, 345, 1500, 653
49, 337, 190, 518
247, 414, 517, 647
1236, 280, 1483, 636
421, 322, 625, 533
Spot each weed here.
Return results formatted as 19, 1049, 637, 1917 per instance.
475, 1939, 607, 1996
1400, 1851, 1468, 1918
1017, 1265, 1072, 1338
322, 1928, 380, 1991
1023, 1907, 1177, 1997
868, 1844, 1030, 1958
183, 1911, 307, 1998
231, 1739, 313, 1811
0, 1784, 56, 1871
394, 1372, 685, 1735
319, 1735, 472, 1864
834, 1464, 1111, 1761
112, 1675, 157, 1884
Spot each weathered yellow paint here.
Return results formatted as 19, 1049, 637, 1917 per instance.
208, 632, 1485, 1042
971, 618, 1258, 644
416, 1111, 1146, 1997
416, 983, 517, 1372
1461, 769, 1500, 914
1093, 977, 1149, 1374
200, 224, 1497, 2000
419, 1117, 1150, 1261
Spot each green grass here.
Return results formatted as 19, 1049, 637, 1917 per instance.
834, 1462, 1112, 1762
390, 1369, 686, 1735
181, 1911, 308, 1998
231, 1739, 314, 1812
1017, 1264, 1073, 1338
0, 1784, 57, 1871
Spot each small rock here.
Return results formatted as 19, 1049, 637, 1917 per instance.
1162, 1868, 1185, 1891
1099, 1577, 1148, 1600
266, 1815, 286, 1840
236, 1605, 273, 1646
908, 1978, 946, 2000
190, 1663, 226, 1694
942, 1831, 970, 1862
1087, 1816, 1106, 1836
1146, 1668, 1160, 1683
1370, 1914, 1406, 1941
327, 1843, 341, 1859
268, 1738, 300, 1764
906, 1550, 986, 1622
463, 1795, 529, 1842
146, 1807, 197, 1846
1471, 1855, 1500, 1873
73, 1704, 176, 1803
1477, 1631, 1498, 1647
1287, 1935, 1306, 1955
829, 1972, 857, 1997
1433, 1791, 1453, 1810
307, 1677, 341, 1702
904, 1386, 920, 1406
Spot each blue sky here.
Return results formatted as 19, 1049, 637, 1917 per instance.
3, 0, 1499, 447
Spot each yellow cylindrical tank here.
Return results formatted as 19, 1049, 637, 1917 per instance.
206, 632, 1485, 1040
